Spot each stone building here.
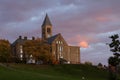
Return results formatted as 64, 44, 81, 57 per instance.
11, 14, 80, 64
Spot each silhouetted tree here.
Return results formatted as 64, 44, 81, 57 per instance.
108, 34, 120, 80
84, 61, 92, 65
0, 39, 11, 62
98, 63, 103, 69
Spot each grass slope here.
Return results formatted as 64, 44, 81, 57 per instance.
0, 63, 108, 80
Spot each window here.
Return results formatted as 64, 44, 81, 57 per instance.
20, 54, 23, 60
47, 28, 51, 33
61, 46, 63, 51
56, 41, 58, 44
30, 55, 33, 58
60, 56, 63, 58
20, 45, 23, 53
20, 54, 23, 58
56, 41, 63, 44
60, 46, 62, 52
59, 41, 60, 44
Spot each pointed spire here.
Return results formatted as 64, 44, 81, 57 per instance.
42, 14, 52, 27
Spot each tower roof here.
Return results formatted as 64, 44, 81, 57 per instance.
42, 14, 52, 27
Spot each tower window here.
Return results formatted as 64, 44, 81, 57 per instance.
47, 28, 51, 33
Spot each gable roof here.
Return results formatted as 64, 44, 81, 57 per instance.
47, 33, 68, 45
12, 36, 34, 46
42, 14, 52, 27
47, 33, 59, 44
12, 38, 25, 46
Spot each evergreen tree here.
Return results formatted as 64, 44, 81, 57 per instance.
108, 34, 120, 80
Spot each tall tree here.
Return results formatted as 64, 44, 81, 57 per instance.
0, 39, 11, 62
23, 40, 52, 64
108, 34, 120, 80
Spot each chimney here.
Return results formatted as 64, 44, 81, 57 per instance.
32, 37, 35, 40
24, 36, 27, 40
19, 36, 22, 39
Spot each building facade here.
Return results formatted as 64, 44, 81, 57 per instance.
12, 14, 80, 64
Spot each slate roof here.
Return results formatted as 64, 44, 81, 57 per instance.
42, 14, 52, 27
12, 38, 25, 46
47, 33, 60, 44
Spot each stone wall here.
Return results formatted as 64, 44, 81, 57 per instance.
69, 46, 80, 64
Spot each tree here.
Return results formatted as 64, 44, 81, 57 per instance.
0, 39, 11, 62
84, 61, 92, 65
23, 40, 52, 64
97, 63, 103, 69
108, 34, 120, 80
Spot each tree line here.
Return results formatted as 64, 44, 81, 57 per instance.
0, 39, 56, 64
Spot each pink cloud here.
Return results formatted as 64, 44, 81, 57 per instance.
67, 34, 90, 46
79, 41, 89, 48
95, 16, 109, 22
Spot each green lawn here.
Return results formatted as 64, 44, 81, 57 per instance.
0, 63, 109, 80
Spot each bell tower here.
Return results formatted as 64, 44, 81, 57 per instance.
41, 14, 52, 40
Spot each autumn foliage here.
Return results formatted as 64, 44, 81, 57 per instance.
23, 39, 53, 64
0, 39, 11, 62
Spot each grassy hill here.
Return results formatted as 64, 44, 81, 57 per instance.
0, 63, 109, 80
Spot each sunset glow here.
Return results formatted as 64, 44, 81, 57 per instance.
79, 41, 89, 48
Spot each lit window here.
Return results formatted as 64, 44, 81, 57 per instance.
60, 46, 62, 52
20, 54, 23, 58
20, 45, 23, 53
56, 41, 58, 44
61, 46, 63, 51
20, 49, 23, 53
20, 54, 23, 60
30, 55, 33, 58
59, 52, 63, 58
60, 56, 63, 58
57, 46, 59, 51
67, 61, 70, 64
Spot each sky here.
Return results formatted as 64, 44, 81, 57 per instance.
0, 0, 120, 65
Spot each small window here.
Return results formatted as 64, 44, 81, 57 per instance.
60, 46, 62, 52
47, 28, 51, 33
59, 41, 60, 44
20, 45, 23, 53
56, 41, 58, 44
20, 54, 23, 58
